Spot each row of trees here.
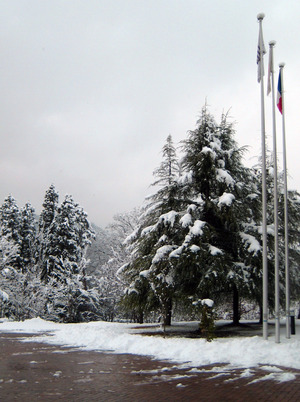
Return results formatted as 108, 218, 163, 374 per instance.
119, 106, 300, 325
0, 186, 99, 321
1, 105, 299, 326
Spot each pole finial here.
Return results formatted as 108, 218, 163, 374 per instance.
269, 40, 276, 47
279, 62, 285, 68
257, 13, 265, 20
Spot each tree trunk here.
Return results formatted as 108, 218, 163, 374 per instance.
137, 310, 144, 324
163, 298, 172, 326
232, 285, 239, 325
259, 302, 263, 324
82, 267, 88, 291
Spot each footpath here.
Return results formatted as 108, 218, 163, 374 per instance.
0, 332, 299, 401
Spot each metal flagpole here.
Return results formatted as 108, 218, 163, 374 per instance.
279, 63, 290, 339
257, 13, 268, 340
268, 41, 280, 343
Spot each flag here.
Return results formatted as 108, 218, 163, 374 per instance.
257, 26, 266, 83
267, 47, 273, 95
277, 71, 282, 113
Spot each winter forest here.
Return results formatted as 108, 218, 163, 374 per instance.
1, 106, 300, 328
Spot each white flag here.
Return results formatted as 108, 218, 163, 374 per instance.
267, 47, 273, 95
257, 26, 266, 83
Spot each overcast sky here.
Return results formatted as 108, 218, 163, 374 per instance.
1, 0, 299, 227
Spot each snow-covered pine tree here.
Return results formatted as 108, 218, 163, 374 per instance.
43, 195, 85, 282
0, 196, 40, 319
19, 203, 36, 273
0, 237, 19, 272
73, 203, 96, 290
0, 236, 19, 318
0, 195, 21, 270
172, 106, 261, 324
120, 135, 183, 325
153, 134, 180, 187
38, 185, 59, 281
39, 185, 59, 232
41, 194, 96, 322
0, 198, 41, 320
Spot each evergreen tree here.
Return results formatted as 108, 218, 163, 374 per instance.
121, 135, 182, 325
153, 134, 180, 187
73, 202, 96, 290
41, 194, 96, 322
38, 185, 59, 281
39, 184, 59, 233
120, 110, 262, 325
43, 195, 85, 282
0, 197, 40, 319
0, 236, 19, 272
175, 107, 261, 323
19, 203, 36, 273
0, 195, 21, 269
0, 187, 100, 322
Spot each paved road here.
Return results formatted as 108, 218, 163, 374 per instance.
0, 332, 299, 401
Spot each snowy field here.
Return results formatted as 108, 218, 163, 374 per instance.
1, 318, 300, 379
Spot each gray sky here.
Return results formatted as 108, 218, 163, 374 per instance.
1, 0, 300, 227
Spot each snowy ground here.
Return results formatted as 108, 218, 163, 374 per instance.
0, 318, 299, 383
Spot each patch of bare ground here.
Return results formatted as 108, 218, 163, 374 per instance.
131, 321, 265, 338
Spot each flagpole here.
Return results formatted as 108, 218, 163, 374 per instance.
279, 63, 290, 339
257, 13, 268, 340
269, 41, 280, 343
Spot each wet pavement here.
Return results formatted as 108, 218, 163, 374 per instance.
0, 332, 299, 401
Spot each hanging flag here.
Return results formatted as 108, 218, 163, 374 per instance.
267, 47, 273, 95
257, 26, 266, 83
277, 71, 282, 113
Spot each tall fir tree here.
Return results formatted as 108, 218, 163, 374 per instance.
0, 197, 39, 319
121, 135, 183, 325
175, 107, 261, 323
121, 107, 263, 325
40, 193, 95, 322
38, 185, 59, 281
39, 184, 59, 233
43, 195, 83, 282
0, 195, 21, 269
19, 203, 36, 273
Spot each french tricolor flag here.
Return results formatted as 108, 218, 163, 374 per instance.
277, 71, 283, 114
